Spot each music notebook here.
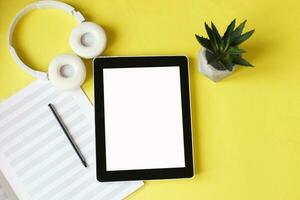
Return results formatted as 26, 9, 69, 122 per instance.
0, 80, 143, 200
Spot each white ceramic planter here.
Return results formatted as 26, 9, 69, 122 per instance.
198, 48, 236, 82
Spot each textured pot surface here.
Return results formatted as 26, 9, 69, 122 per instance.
198, 48, 236, 82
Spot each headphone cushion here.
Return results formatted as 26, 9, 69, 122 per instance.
48, 54, 86, 90
70, 22, 106, 59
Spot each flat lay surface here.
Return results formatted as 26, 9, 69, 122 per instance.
0, 0, 300, 199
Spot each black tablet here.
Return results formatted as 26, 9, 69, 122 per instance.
93, 56, 193, 182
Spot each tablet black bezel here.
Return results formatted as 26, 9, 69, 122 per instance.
93, 56, 193, 182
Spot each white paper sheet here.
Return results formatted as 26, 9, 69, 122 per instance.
0, 80, 143, 200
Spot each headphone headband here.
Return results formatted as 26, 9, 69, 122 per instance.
8, 0, 86, 80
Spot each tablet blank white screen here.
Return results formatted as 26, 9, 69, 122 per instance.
103, 66, 185, 171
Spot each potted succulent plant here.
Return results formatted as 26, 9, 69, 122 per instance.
195, 19, 255, 82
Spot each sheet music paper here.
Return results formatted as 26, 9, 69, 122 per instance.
0, 80, 143, 200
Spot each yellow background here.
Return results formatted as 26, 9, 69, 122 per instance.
1, 0, 300, 199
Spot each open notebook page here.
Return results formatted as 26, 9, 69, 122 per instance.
0, 80, 143, 200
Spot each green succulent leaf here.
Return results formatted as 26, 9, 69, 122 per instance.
215, 61, 227, 71
231, 29, 255, 46
205, 50, 215, 62
205, 51, 227, 70
222, 19, 236, 41
232, 20, 247, 37
195, 35, 213, 51
207, 53, 224, 65
211, 22, 222, 48
223, 19, 236, 50
223, 36, 231, 52
221, 54, 234, 71
232, 56, 253, 67
227, 46, 246, 55
205, 23, 218, 51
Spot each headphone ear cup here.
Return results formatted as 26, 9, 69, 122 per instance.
70, 22, 107, 59
48, 54, 86, 90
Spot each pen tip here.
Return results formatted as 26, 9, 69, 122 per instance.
83, 162, 88, 168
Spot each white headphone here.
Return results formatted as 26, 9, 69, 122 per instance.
8, 0, 107, 90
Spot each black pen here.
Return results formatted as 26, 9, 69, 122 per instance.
48, 103, 87, 168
